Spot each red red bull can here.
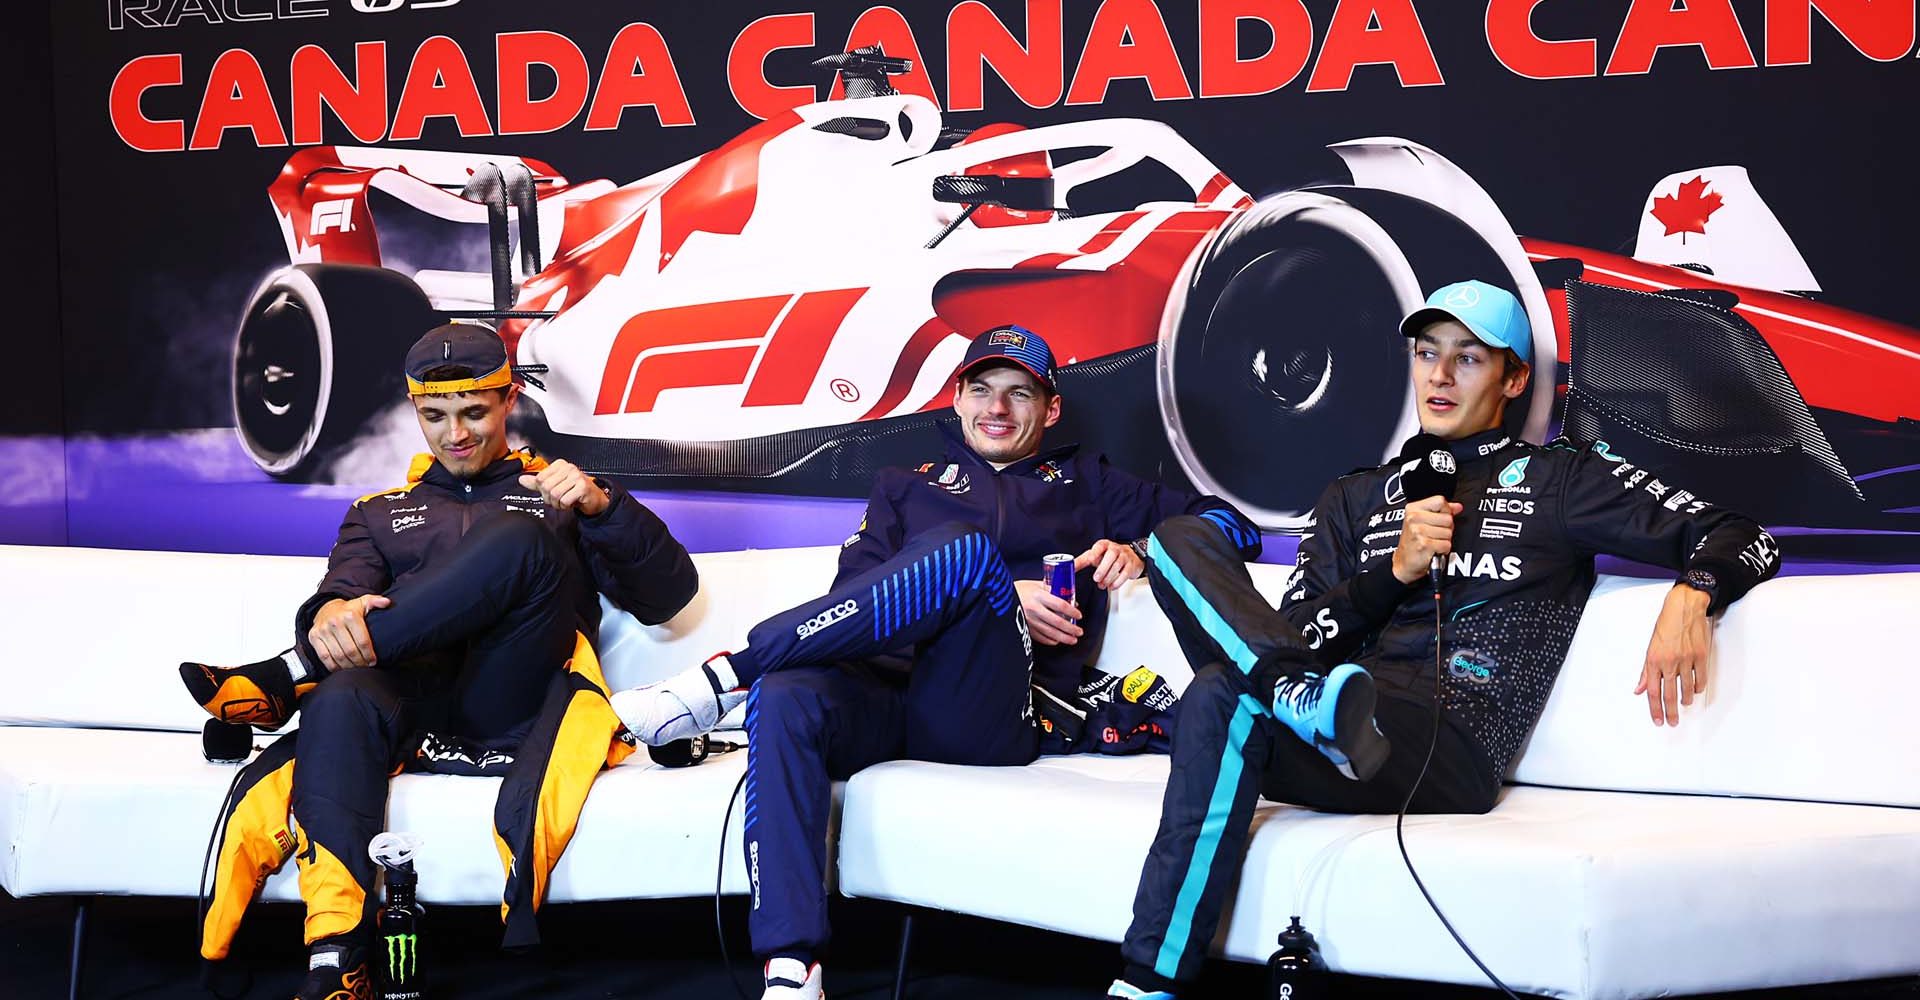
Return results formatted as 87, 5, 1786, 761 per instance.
1043, 553, 1076, 605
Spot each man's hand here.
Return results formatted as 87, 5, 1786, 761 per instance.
1015, 579, 1083, 646
1075, 539, 1145, 592
1392, 496, 1464, 584
518, 459, 610, 517
1635, 583, 1714, 727
308, 594, 392, 671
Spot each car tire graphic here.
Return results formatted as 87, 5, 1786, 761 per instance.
1158, 188, 1536, 530
232, 264, 436, 478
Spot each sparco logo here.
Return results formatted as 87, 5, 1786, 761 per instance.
796, 600, 857, 639
749, 841, 762, 910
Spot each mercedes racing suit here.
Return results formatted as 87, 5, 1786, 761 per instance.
735, 427, 1258, 962
1120, 428, 1780, 991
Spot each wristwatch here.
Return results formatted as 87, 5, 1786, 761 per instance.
1679, 567, 1719, 603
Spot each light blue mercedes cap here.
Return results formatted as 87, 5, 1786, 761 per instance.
1399, 279, 1533, 366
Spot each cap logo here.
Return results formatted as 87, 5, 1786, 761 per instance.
442, 341, 452, 360
988, 329, 1027, 349
1444, 285, 1481, 308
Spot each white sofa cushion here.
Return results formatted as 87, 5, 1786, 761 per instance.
1513, 572, 1920, 807
837, 754, 1920, 1000
5, 544, 1919, 808
0, 726, 780, 903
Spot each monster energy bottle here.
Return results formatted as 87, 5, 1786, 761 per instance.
370, 832, 427, 1000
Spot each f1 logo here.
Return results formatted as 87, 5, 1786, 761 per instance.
596, 289, 868, 414
309, 199, 355, 237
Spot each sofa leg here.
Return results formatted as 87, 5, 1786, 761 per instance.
68, 897, 89, 1000
890, 911, 915, 1000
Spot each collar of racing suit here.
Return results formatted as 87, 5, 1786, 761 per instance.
1435, 427, 1518, 466
937, 419, 1081, 477
406, 449, 549, 489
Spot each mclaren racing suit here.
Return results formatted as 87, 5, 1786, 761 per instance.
733, 427, 1259, 961
1120, 428, 1780, 991
201, 451, 697, 959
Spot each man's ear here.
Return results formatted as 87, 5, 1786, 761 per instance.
1502, 362, 1531, 400
1044, 391, 1062, 429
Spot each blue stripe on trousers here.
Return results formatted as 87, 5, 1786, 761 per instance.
1147, 533, 1260, 675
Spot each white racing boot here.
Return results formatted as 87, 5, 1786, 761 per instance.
762, 957, 823, 1000
610, 653, 747, 746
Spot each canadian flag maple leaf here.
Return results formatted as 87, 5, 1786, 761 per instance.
1650, 176, 1724, 243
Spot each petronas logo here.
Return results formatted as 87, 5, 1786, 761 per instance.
385, 933, 417, 983
1498, 457, 1530, 488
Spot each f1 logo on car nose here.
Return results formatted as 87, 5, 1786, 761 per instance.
595, 288, 868, 414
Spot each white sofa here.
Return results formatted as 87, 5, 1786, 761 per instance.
2, 543, 1917, 999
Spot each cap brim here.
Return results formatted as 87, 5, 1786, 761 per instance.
1400, 306, 1526, 362
957, 356, 1056, 391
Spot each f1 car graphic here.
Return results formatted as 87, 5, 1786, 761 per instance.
233, 47, 1919, 543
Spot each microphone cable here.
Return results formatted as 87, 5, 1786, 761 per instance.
1394, 558, 1520, 999
716, 767, 757, 1000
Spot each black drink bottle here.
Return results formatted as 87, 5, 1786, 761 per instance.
1268, 916, 1329, 999
370, 833, 426, 1000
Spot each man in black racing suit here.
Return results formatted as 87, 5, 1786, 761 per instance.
1107, 280, 1781, 998
179, 323, 697, 999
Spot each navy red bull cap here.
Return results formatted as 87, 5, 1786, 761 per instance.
957, 324, 1057, 392
1399, 280, 1533, 366
404, 323, 512, 396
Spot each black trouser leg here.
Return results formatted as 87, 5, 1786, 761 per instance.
365, 513, 582, 736
290, 669, 414, 946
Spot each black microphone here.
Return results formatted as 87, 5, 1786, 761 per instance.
646, 734, 747, 768
202, 719, 253, 764
1399, 433, 1458, 594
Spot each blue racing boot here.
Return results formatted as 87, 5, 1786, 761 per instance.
1271, 663, 1391, 781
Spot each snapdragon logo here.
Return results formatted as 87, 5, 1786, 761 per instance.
796, 599, 858, 639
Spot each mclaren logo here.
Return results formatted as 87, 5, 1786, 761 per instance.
796, 599, 858, 639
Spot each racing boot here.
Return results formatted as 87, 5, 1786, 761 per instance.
180, 650, 310, 730
1269, 662, 1391, 782
1107, 980, 1175, 999
293, 940, 371, 1000
763, 957, 823, 1000
610, 653, 748, 746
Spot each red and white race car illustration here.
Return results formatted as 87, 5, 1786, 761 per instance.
232, 48, 1919, 538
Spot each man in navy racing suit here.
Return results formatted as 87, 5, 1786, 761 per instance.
1107, 281, 1781, 998
611, 325, 1259, 1000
